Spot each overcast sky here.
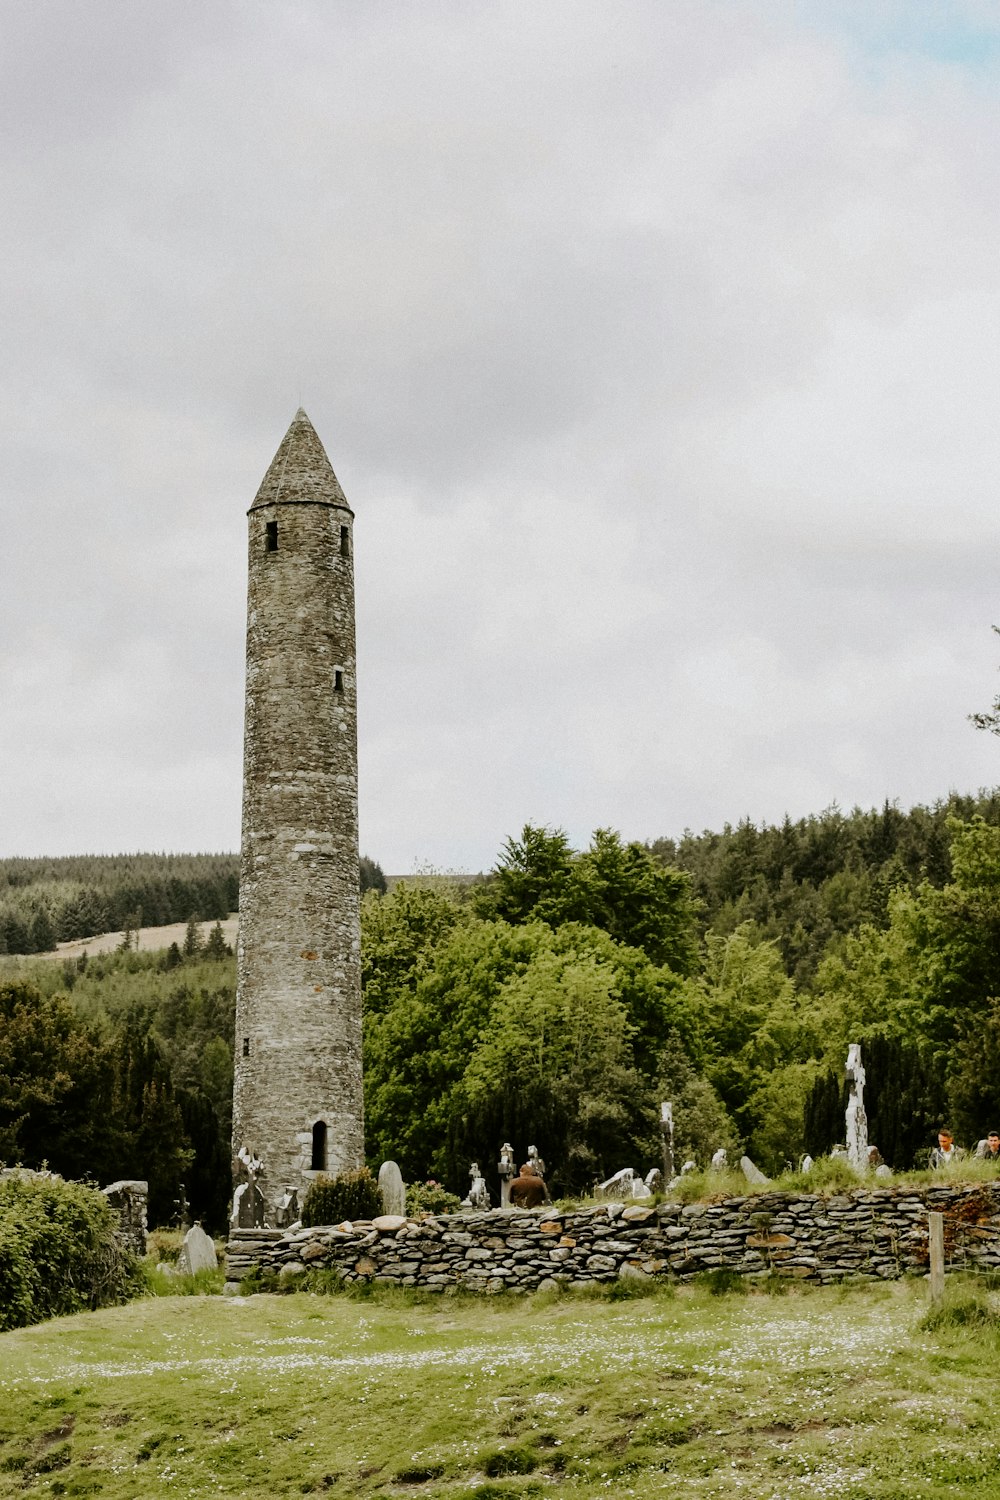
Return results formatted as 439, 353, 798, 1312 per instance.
3, 1, 1000, 873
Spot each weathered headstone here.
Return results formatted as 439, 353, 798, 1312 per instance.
235, 1145, 268, 1227
275, 1187, 300, 1228
659, 1101, 675, 1184
378, 1161, 406, 1217
232, 1181, 268, 1229
644, 1167, 662, 1193
177, 1222, 218, 1276
597, 1167, 634, 1198
710, 1148, 728, 1171
631, 1177, 652, 1200
740, 1155, 770, 1186
845, 1043, 868, 1174
102, 1179, 148, 1256
497, 1143, 516, 1207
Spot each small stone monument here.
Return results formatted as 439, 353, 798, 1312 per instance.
597, 1167, 634, 1198
710, 1148, 728, 1171
659, 1101, 675, 1184
845, 1043, 868, 1175
644, 1167, 662, 1193
275, 1187, 300, 1227
177, 1222, 218, 1276
740, 1155, 770, 1186
234, 1145, 268, 1228
497, 1143, 516, 1207
526, 1144, 546, 1180
462, 1162, 491, 1210
378, 1161, 406, 1217
102, 1179, 148, 1256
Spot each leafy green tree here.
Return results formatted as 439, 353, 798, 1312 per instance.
676, 925, 818, 1170
364, 917, 537, 1180
361, 879, 470, 1021
475, 825, 699, 972
655, 1035, 741, 1167
0, 981, 117, 1178
460, 944, 645, 1193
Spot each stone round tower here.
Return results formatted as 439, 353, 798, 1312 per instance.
232, 408, 363, 1219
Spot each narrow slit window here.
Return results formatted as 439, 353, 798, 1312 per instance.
242, 1036, 250, 1057
311, 1121, 328, 1171
266, 520, 278, 552
340, 524, 350, 558
334, 670, 344, 693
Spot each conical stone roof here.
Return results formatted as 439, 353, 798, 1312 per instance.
250, 408, 351, 512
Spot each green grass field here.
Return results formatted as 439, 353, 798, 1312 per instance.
2, 1279, 1000, 1499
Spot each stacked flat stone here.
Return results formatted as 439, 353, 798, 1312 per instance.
225, 1182, 1000, 1293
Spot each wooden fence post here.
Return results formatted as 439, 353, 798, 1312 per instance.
928, 1210, 945, 1307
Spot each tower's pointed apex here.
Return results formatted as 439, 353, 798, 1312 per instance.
250, 408, 351, 512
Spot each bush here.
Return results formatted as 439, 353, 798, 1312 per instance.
405, 1179, 461, 1217
301, 1167, 382, 1227
0, 1174, 142, 1330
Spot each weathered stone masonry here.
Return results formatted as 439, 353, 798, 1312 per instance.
226, 1183, 1000, 1291
232, 410, 364, 1217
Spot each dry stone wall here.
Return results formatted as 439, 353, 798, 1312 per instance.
226, 1182, 1000, 1292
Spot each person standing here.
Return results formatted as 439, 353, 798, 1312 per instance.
929, 1128, 965, 1168
974, 1131, 1000, 1164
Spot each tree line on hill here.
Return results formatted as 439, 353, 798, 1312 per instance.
0, 852, 388, 954
4, 794, 1000, 1223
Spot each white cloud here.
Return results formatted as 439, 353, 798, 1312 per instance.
2, 1, 1000, 868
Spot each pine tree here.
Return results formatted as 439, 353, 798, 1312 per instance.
204, 921, 230, 960
183, 914, 203, 958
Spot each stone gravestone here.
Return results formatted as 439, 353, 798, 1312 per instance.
275, 1187, 300, 1228
740, 1155, 770, 1186
177, 1222, 218, 1276
597, 1167, 634, 1198
497, 1143, 516, 1207
102, 1180, 148, 1256
233, 1181, 268, 1229
234, 1145, 268, 1227
462, 1162, 491, 1210
845, 1043, 868, 1174
378, 1160, 406, 1217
